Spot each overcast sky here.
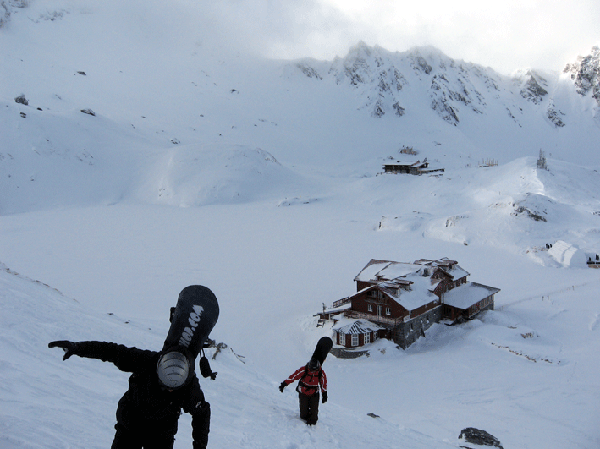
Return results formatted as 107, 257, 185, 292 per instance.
204, 0, 600, 75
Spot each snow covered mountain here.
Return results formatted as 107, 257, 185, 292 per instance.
564, 45, 600, 105
2, 2, 600, 448
295, 41, 600, 132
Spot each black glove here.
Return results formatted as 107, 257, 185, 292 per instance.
279, 381, 287, 392
199, 355, 217, 380
322, 391, 327, 403
48, 340, 79, 360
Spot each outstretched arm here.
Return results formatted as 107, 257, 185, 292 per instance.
279, 366, 306, 392
48, 340, 156, 372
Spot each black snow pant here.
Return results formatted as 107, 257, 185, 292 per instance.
299, 392, 320, 425
111, 423, 175, 449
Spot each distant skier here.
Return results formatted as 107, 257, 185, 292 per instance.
48, 285, 219, 449
279, 337, 333, 425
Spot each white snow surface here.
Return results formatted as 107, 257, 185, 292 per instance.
1, 1, 600, 448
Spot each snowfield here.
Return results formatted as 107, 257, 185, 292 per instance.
2, 260, 599, 449
1, 1, 600, 448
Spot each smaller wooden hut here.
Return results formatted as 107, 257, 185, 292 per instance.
332, 319, 385, 348
383, 158, 444, 175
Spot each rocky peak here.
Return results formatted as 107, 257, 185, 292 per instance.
328, 43, 408, 118
564, 46, 600, 105
325, 43, 494, 123
291, 42, 593, 129
514, 69, 549, 104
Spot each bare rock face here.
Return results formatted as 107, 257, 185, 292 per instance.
564, 46, 600, 105
517, 70, 549, 104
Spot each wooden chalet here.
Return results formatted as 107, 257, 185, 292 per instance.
326, 258, 500, 349
382, 158, 444, 176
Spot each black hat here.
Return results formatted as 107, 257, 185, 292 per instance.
308, 358, 321, 371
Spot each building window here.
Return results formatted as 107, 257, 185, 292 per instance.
364, 333, 371, 344
368, 304, 373, 312
386, 307, 391, 315
339, 332, 345, 346
351, 334, 359, 347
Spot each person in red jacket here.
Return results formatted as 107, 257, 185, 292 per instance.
279, 357, 327, 425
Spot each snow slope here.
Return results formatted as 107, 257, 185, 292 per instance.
1, 263, 460, 449
2, 1, 600, 448
2, 258, 600, 449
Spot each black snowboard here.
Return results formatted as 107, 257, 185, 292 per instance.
162, 285, 219, 359
312, 336, 333, 364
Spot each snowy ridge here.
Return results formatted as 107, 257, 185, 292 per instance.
295, 42, 600, 130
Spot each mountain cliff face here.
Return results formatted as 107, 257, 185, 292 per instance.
323, 42, 496, 125
293, 42, 598, 129
564, 45, 600, 105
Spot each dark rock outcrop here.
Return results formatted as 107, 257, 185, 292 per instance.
459, 428, 503, 449
564, 46, 600, 105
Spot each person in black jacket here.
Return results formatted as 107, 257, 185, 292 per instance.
48, 340, 211, 449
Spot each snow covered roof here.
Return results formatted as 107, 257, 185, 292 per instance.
332, 319, 384, 334
354, 260, 394, 282
378, 262, 421, 280
323, 302, 352, 314
548, 240, 587, 268
442, 282, 500, 310
355, 259, 421, 282
377, 275, 440, 311
414, 258, 470, 279
444, 264, 469, 280
355, 258, 469, 283
352, 258, 484, 311
384, 159, 426, 167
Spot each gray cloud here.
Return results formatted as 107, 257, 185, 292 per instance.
182, 0, 600, 74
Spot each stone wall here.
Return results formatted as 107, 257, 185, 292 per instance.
392, 305, 443, 349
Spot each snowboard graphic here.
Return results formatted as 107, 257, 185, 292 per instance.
163, 285, 219, 359
312, 337, 333, 364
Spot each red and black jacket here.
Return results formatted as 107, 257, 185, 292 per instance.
283, 364, 327, 396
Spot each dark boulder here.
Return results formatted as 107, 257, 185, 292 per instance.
459, 428, 503, 449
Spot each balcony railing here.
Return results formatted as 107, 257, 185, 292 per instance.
344, 310, 406, 327
332, 297, 352, 308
